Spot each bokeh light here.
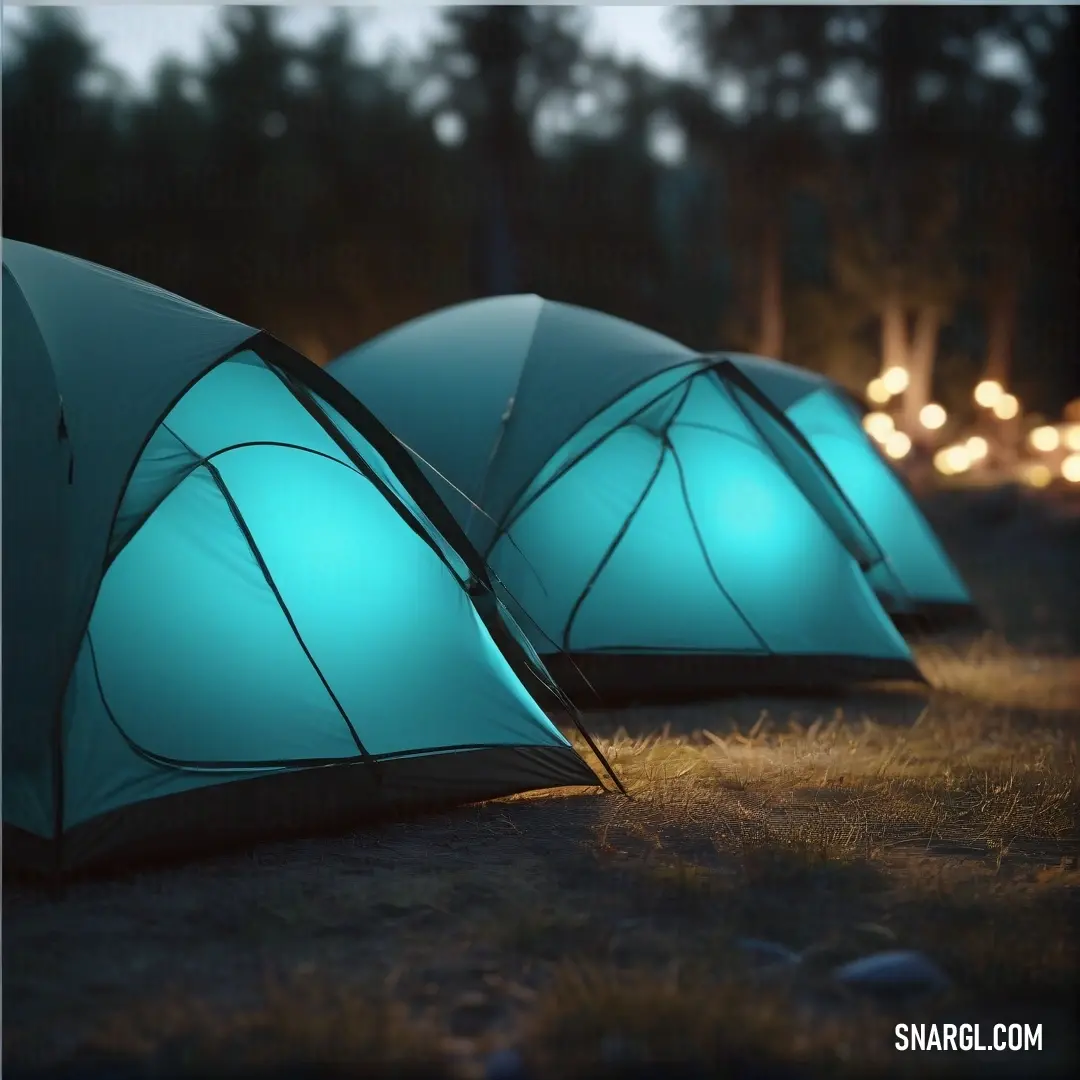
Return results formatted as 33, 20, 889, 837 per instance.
1064, 426, 1080, 452
881, 366, 910, 395
1028, 425, 1060, 452
974, 379, 1003, 408
884, 430, 912, 459
862, 411, 894, 442
1062, 453, 1080, 483
965, 436, 989, 461
1024, 463, 1053, 488
934, 445, 971, 476
919, 403, 947, 430
992, 393, 1019, 420
866, 378, 891, 405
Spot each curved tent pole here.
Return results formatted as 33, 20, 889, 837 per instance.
160, 421, 383, 779
493, 592, 628, 798
475, 565, 626, 797
710, 358, 888, 573
365, 430, 554, 601
258, 340, 624, 796
775, 369, 978, 623
264, 350, 621, 793
479, 357, 707, 559
665, 432, 773, 655
250, 333, 497, 592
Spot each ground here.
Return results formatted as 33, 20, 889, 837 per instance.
4, 485, 1079, 1080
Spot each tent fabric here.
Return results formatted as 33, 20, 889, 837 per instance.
2, 242, 598, 875
328, 296, 921, 696
723, 353, 975, 623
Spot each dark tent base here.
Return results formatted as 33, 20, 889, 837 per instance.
888, 601, 984, 638
542, 652, 927, 709
3, 744, 598, 880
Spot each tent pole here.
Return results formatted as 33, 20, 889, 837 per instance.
566, 707, 628, 797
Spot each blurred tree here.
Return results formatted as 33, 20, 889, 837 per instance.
431, 6, 532, 295
672, 4, 844, 359
428, 5, 590, 297
865, 4, 1072, 419
287, 10, 467, 354
196, 6, 308, 323
1014, 6, 1078, 412
2, 8, 122, 255
112, 56, 211, 296
534, 59, 677, 330
2, 2, 1073, 411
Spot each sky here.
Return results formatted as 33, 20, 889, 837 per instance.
2, 5, 698, 92
1, 3, 1044, 148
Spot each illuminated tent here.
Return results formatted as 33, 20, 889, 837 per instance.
2, 242, 600, 875
725, 354, 976, 628
327, 296, 920, 701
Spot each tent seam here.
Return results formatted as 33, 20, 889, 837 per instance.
466, 297, 547, 541
666, 433, 772, 655
562, 438, 668, 654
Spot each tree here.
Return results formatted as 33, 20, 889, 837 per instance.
865, 4, 1071, 420
427, 6, 592, 296
672, 5, 846, 359
2, 9, 122, 255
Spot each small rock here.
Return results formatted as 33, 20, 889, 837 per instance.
854, 922, 897, 943
485, 1047, 529, 1080
833, 950, 951, 1000
734, 937, 800, 968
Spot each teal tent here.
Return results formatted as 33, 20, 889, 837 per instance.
327, 296, 921, 701
725, 354, 976, 629
2, 242, 600, 875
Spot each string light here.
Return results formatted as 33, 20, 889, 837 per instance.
881, 366, 910, 395
919, 403, 947, 430
992, 393, 1019, 420
862, 412, 894, 442
974, 380, 1003, 408
866, 378, 891, 405
1025, 463, 1053, 488
934, 445, 971, 476
1028, 426, 1060, 453
884, 430, 912, 459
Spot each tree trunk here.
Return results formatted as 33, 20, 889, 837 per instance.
983, 250, 1019, 387
904, 304, 940, 437
471, 159, 520, 296
463, 8, 530, 297
718, 144, 760, 349
876, 5, 916, 381
756, 211, 785, 359
880, 283, 910, 376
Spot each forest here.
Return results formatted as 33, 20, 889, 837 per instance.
4, 5, 1078, 418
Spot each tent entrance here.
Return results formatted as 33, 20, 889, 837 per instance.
87, 447, 377, 773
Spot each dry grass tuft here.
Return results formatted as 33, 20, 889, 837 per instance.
81, 973, 450, 1076
916, 635, 1080, 713
521, 961, 894, 1079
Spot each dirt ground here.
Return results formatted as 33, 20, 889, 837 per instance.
3, 484, 1079, 1080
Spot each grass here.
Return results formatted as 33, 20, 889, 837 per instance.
3, 489, 1079, 1079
